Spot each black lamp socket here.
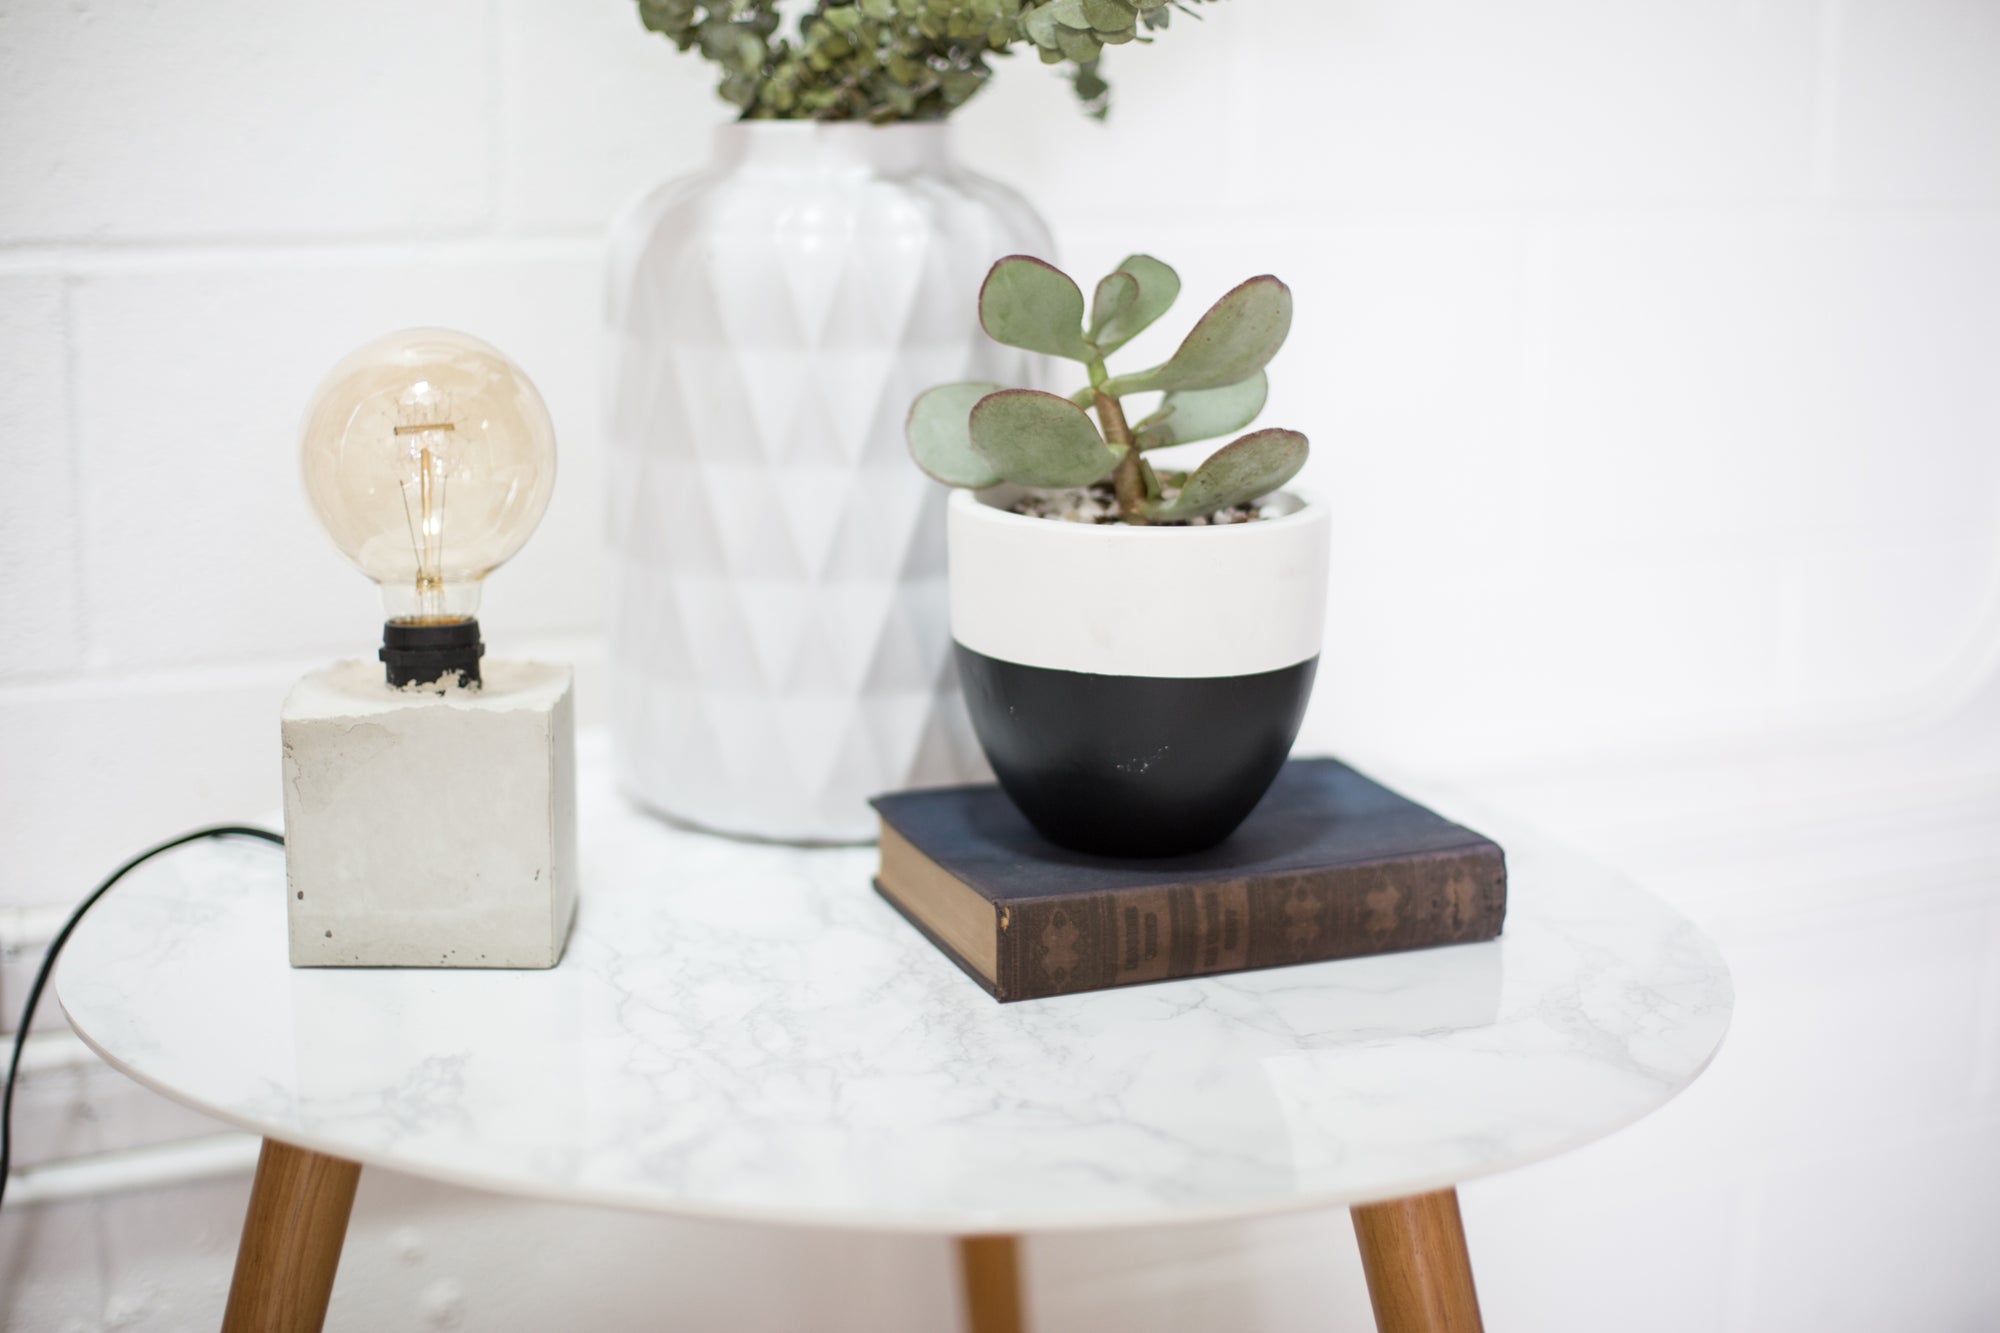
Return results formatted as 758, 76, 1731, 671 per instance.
380, 617, 485, 689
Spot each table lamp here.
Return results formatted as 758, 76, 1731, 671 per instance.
279, 328, 578, 969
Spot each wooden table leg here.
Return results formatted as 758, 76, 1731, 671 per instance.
958, 1234, 1026, 1333
1351, 1188, 1484, 1333
222, 1138, 362, 1333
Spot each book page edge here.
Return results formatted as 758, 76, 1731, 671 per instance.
878, 821, 1000, 984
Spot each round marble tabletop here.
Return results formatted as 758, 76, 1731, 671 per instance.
57, 739, 1731, 1235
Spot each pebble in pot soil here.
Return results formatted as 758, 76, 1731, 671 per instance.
1010, 483, 1262, 525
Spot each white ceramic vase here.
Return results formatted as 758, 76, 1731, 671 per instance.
606, 122, 1052, 842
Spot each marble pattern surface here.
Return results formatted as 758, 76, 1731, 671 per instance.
56, 737, 1731, 1234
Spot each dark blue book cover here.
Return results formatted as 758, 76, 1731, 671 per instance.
872, 758, 1506, 1002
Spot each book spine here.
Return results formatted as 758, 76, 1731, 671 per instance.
993, 845, 1507, 1002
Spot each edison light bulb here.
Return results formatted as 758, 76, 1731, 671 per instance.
300, 328, 556, 688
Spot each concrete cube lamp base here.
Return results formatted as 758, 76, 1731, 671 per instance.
281, 660, 578, 969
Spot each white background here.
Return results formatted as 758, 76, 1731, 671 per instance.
3, 1, 1998, 1329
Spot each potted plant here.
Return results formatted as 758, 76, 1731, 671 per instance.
907, 254, 1328, 857
609, 0, 1222, 842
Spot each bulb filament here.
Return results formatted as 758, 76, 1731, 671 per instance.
397, 424, 455, 622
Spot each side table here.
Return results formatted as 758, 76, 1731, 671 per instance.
56, 739, 1730, 1332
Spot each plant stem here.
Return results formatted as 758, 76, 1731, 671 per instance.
1094, 390, 1147, 524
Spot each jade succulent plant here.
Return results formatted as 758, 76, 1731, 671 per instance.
907, 255, 1307, 524
635, 0, 1218, 122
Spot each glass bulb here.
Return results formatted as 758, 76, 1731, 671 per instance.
300, 328, 556, 626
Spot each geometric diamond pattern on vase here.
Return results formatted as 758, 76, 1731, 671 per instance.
607, 123, 1052, 841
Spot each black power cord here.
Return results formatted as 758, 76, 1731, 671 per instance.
0, 825, 283, 1212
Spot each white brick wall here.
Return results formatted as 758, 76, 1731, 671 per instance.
0, 1, 500, 243
3, 0, 1998, 1329
0, 274, 79, 678
497, 0, 717, 231
1826, 0, 2000, 202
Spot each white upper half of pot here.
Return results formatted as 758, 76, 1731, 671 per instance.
947, 488, 1330, 680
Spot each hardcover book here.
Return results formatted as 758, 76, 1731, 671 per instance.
872, 758, 1506, 1002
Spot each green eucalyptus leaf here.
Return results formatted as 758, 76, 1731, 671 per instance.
1144, 427, 1307, 522
906, 380, 1006, 487
940, 68, 985, 103
1135, 370, 1268, 450
969, 389, 1120, 487
1104, 275, 1292, 395
638, 1, 1232, 189
1056, 26, 1102, 62
1089, 271, 1138, 342
1090, 253, 1179, 354
1083, 0, 1137, 28
978, 256, 1094, 362
1071, 59, 1110, 114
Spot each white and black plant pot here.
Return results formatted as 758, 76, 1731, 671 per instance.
948, 487, 1330, 858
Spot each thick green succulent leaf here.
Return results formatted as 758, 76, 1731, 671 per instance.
979, 256, 1094, 362
1135, 370, 1268, 450
1089, 270, 1138, 341
969, 389, 1120, 488
1089, 253, 1179, 354
1144, 427, 1307, 522
1103, 275, 1292, 395
906, 380, 1006, 487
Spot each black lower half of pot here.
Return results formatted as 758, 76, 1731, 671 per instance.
954, 643, 1318, 858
